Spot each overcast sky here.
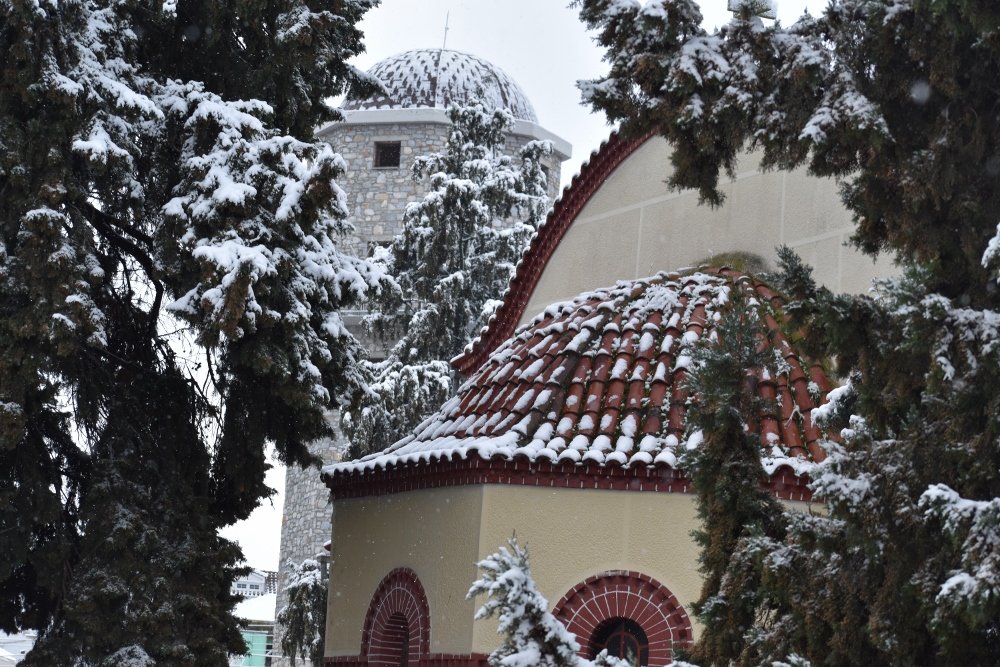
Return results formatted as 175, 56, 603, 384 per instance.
222, 0, 832, 572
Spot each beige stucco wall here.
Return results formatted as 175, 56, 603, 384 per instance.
326, 485, 705, 656
522, 137, 894, 325
325, 486, 485, 656
327, 484, 818, 658
471, 486, 704, 653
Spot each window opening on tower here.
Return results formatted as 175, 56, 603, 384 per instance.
374, 141, 402, 168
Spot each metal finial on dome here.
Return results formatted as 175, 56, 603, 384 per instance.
342, 49, 538, 123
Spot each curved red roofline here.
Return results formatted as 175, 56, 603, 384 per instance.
452, 129, 654, 376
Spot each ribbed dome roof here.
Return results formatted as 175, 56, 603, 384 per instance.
342, 49, 537, 122
326, 269, 833, 481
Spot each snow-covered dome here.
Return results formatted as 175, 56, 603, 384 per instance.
343, 49, 538, 122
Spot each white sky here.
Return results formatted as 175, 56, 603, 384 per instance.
221, 0, 831, 572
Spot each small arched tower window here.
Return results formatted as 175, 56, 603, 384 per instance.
361, 568, 429, 667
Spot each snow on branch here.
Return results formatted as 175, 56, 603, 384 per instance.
920, 485, 1000, 623
469, 539, 631, 667
158, 80, 387, 401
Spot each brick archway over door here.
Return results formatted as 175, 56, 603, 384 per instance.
361, 568, 430, 666
552, 571, 692, 667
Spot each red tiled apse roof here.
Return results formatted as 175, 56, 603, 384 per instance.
324, 269, 833, 496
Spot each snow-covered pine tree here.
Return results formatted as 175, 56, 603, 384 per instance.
0, 0, 384, 662
679, 287, 787, 666
576, 0, 1000, 663
345, 104, 551, 456
468, 538, 588, 667
277, 556, 329, 667
590, 651, 631, 667
22, 331, 246, 665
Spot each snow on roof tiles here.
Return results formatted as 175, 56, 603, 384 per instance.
342, 49, 537, 122
324, 269, 833, 484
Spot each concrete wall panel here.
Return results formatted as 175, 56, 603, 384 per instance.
520, 139, 896, 327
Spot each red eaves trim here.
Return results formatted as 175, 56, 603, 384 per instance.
323, 456, 814, 503
452, 130, 654, 377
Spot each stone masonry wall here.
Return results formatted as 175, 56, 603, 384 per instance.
323, 120, 564, 256
325, 121, 451, 256
272, 433, 343, 667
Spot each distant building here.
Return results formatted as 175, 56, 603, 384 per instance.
321, 48, 570, 256
232, 569, 278, 598
231, 593, 278, 667
0, 631, 35, 666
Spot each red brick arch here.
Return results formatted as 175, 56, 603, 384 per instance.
552, 571, 692, 667
361, 568, 430, 666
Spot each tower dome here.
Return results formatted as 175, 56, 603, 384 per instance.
343, 49, 538, 122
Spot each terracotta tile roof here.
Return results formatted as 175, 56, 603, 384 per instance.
453, 130, 652, 376
325, 269, 833, 481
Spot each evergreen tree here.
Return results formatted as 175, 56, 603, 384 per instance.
345, 104, 551, 456
277, 556, 329, 667
576, 0, 1000, 662
469, 538, 630, 667
22, 317, 246, 665
0, 0, 383, 662
679, 287, 787, 666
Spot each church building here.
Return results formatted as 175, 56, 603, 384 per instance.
319, 48, 571, 256
318, 114, 893, 664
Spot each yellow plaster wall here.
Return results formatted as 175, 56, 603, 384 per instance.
471, 486, 704, 653
326, 485, 821, 659
522, 137, 893, 326
325, 487, 484, 656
